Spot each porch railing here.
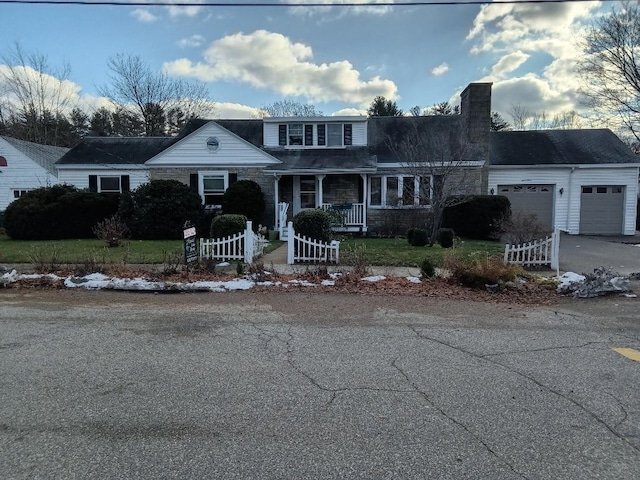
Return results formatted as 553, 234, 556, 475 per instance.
321, 203, 365, 226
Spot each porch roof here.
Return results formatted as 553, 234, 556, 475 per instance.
264, 147, 376, 174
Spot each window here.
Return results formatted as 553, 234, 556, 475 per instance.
100, 176, 121, 193
370, 175, 431, 207
327, 124, 343, 147
201, 173, 227, 207
13, 189, 30, 199
288, 124, 303, 145
300, 175, 316, 208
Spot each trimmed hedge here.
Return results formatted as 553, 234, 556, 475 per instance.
210, 214, 247, 239
442, 195, 510, 240
407, 227, 428, 247
4, 185, 120, 240
293, 209, 332, 242
437, 228, 455, 248
119, 180, 204, 240
222, 180, 265, 224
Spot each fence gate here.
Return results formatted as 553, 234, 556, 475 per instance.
199, 221, 269, 263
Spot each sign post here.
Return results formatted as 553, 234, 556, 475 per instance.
183, 221, 198, 278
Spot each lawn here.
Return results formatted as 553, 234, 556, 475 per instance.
0, 233, 502, 268
338, 237, 504, 267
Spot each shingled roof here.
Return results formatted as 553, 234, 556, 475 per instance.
1, 136, 69, 175
489, 129, 639, 166
56, 136, 180, 166
265, 147, 375, 173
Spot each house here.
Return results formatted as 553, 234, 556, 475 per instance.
54, 82, 639, 237
0, 136, 68, 211
488, 129, 640, 235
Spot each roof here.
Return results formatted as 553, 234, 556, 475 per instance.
265, 147, 375, 173
489, 129, 639, 166
56, 136, 180, 166
366, 115, 478, 164
1, 136, 69, 175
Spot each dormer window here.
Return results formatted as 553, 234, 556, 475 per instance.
288, 124, 303, 145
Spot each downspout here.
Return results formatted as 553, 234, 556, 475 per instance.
567, 167, 575, 232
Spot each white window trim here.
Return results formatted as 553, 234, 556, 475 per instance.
97, 175, 122, 193
369, 174, 432, 208
283, 122, 350, 149
199, 171, 229, 207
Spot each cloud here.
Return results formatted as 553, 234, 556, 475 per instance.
178, 35, 206, 48
214, 102, 262, 119
466, 1, 602, 118
165, 1, 203, 18
284, 0, 393, 18
331, 107, 367, 116
431, 63, 449, 76
130, 8, 158, 23
164, 30, 398, 107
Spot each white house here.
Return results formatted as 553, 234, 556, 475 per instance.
0, 136, 68, 211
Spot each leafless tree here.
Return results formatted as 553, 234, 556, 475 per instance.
508, 104, 531, 130
578, 1, 640, 142
386, 121, 482, 242
100, 54, 213, 136
259, 100, 323, 118
0, 43, 76, 144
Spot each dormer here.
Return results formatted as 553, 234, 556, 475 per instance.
263, 117, 368, 149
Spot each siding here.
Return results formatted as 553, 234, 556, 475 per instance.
0, 140, 60, 211
263, 120, 367, 148
489, 166, 638, 235
147, 123, 278, 166
57, 168, 150, 191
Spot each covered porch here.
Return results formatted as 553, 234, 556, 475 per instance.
274, 173, 369, 239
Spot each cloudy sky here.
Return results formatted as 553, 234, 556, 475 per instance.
0, 0, 614, 122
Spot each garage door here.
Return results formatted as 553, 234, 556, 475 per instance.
498, 184, 554, 228
579, 186, 624, 235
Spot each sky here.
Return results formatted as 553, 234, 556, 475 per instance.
0, 0, 619, 123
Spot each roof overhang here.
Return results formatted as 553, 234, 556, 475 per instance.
489, 163, 640, 169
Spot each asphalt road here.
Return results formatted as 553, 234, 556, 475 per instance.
1, 290, 640, 479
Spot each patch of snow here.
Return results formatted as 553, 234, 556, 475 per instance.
362, 275, 385, 282
406, 276, 421, 284
321, 280, 335, 286
556, 272, 585, 290
288, 279, 317, 287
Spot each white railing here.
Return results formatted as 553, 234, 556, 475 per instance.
200, 221, 268, 263
286, 221, 340, 264
278, 202, 289, 240
504, 227, 559, 271
321, 203, 365, 226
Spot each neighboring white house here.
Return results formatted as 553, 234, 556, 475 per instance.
0, 136, 68, 211
488, 130, 640, 235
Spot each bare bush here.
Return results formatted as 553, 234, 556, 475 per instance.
500, 211, 551, 244
92, 215, 129, 247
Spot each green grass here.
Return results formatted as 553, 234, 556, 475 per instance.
0, 233, 501, 267
338, 237, 504, 267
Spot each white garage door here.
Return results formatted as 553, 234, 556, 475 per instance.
579, 186, 624, 235
498, 184, 554, 228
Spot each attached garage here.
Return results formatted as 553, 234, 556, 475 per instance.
579, 186, 624, 235
498, 184, 554, 228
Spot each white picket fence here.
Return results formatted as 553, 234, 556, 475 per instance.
199, 221, 269, 263
286, 221, 340, 264
504, 227, 559, 271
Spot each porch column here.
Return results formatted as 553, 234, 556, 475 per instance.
273, 175, 280, 230
360, 173, 368, 231
317, 174, 326, 207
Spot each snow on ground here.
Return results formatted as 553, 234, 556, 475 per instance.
556, 272, 586, 290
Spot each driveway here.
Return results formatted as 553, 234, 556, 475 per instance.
559, 232, 640, 275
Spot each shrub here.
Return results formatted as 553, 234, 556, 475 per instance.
4, 185, 119, 240
407, 228, 428, 247
292, 209, 332, 242
500, 211, 551, 244
446, 254, 524, 289
92, 214, 129, 247
119, 180, 204, 240
437, 228, 455, 248
222, 180, 265, 224
210, 214, 247, 238
442, 195, 510, 240
420, 258, 436, 279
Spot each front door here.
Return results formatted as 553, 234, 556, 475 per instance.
292, 175, 317, 214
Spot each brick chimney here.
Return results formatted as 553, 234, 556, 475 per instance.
460, 82, 492, 157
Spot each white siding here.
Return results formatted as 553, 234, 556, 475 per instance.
57, 168, 149, 191
0, 139, 60, 211
489, 166, 639, 235
147, 122, 278, 167
263, 119, 367, 148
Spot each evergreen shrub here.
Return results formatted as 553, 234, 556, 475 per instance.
292, 209, 332, 242
222, 180, 265, 224
210, 214, 247, 239
442, 195, 510, 240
